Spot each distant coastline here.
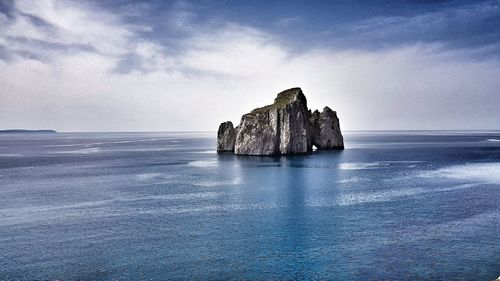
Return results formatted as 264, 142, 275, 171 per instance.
0, 129, 57, 134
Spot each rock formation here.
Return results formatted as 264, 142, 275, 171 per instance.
217, 87, 344, 155
310, 107, 344, 150
217, 121, 236, 152
233, 88, 311, 155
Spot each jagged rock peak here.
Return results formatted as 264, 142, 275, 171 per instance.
323, 106, 334, 113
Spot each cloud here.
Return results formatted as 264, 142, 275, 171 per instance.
178, 24, 288, 77
2, 1, 136, 58
333, 0, 500, 52
274, 16, 302, 27
0, 0, 500, 131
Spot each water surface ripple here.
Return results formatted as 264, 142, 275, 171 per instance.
0, 131, 499, 280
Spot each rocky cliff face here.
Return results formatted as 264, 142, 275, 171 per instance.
233, 88, 311, 155
217, 87, 344, 155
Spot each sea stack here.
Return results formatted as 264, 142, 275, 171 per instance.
217, 121, 236, 152
310, 107, 344, 150
217, 87, 344, 155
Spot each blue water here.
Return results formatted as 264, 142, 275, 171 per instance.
0, 131, 499, 280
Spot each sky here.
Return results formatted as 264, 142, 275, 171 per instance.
1, 0, 500, 131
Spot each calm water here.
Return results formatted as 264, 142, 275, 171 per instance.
0, 131, 499, 280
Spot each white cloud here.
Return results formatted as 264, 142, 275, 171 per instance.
179, 24, 287, 76
0, 0, 500, 131
11, 0, 133, 56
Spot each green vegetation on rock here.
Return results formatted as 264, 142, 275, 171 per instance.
249, 87, 305, 115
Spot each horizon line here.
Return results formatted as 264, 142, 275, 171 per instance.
3, 129, 500, 133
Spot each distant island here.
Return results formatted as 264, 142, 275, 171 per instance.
0, 129, 57, 134
217, 87, 344, 155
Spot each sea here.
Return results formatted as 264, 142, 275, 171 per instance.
0, 131, 499, 280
